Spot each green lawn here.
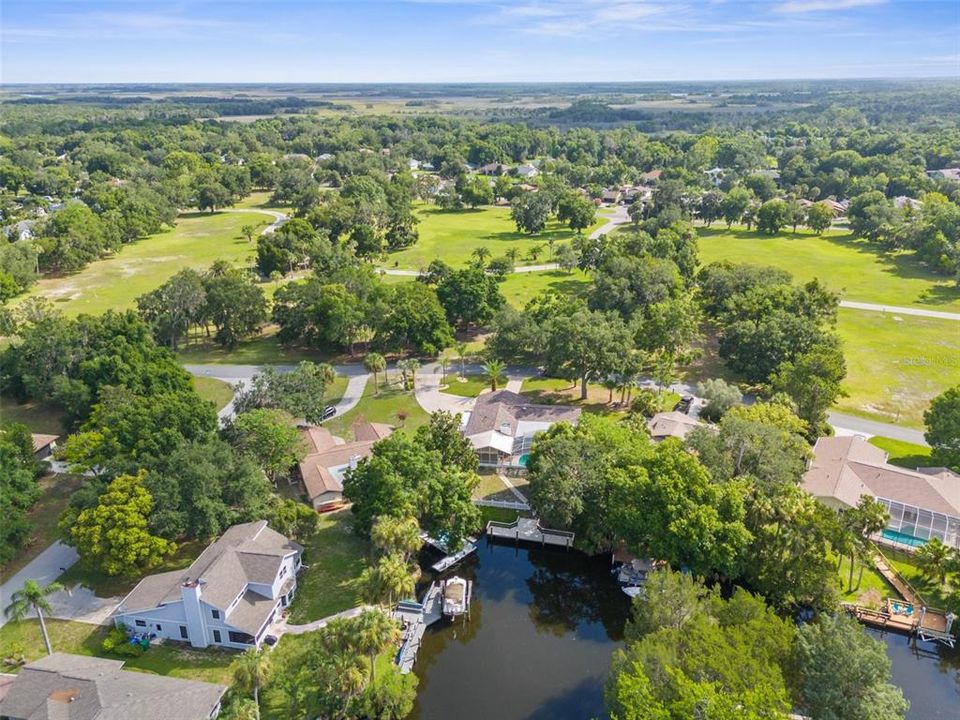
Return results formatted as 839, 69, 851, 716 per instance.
385, 204, 601, 270
697, 226, 960, 311
498, 268, 590, 308
520, 376, 628, 416
190, 376, 235, 412
443, 373, 491, 397
1, 394, 66, 435
867, 437, 935, 469
322, 375, 428, 441
472, 471, 517, 503
881, 546, 959, 613
0, 474, 83, 577
0, 619, 235, 685
834, 308, 959, 428
836, 554, 898, 604
19, 210, 270, 317
286, 510, 371, 624
175, 325, 349, 365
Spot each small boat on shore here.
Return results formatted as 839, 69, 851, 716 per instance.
442, 576, 471, 618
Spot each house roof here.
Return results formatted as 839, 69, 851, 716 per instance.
302, 426, 338, 454
802, 436, 960, 517
0, 653, 226, 720
463, 390, 581, 441
117, 521, 301, 615
30, 434, 59, 453
646, 411, 703, 440
298, 421, 394, 502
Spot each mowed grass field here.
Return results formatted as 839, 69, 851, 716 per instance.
697, 226, 960, 311
834, 308, 959, 428
20, 210, 271, 316
385, 204, 602, 270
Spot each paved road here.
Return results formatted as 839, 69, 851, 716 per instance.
838, 301, 960, 321
0, 542, 78, 627
590, 204, 631, 239
185, 363, 370, 421
222, 207, 288, 235
827, 412, 928, 446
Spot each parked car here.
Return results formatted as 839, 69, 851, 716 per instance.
674, 395, 694, 414
320, 405, 336, 421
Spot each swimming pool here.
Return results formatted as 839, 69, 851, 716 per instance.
881, 529, 927, 548
517, 454, 530, 468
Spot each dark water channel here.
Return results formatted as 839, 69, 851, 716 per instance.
410, 541, 630, 720
409, 540, 959, 720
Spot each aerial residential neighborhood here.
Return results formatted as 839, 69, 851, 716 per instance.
1, 2, 959, 720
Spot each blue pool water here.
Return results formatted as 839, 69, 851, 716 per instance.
881, 529, 927, 548
517, 454, 530, 468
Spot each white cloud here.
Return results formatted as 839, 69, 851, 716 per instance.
776, 0, 886, 13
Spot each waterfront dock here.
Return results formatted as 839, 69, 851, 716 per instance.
486, 517, 574, 549
393, 582, 443, 674
421, 533, 478, 572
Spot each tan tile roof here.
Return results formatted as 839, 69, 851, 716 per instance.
302, 426, 337, 454
299, 436, 385, 501
351, 420, 394, 443
0, 653, 225, 720
30, 434, 59, 453
803, 436, 960, 517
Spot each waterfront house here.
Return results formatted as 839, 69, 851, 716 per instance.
113, 521, 302, 650
30, 433, 59, 460
0, 653, 226, 720
802, 435, 960, 550
298, 421, 394, 511
462, 390, 580, 468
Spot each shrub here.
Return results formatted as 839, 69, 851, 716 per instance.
101, 626, 144, 657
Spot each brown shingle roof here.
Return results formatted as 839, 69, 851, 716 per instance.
299, 436, 387, 502
803, 436, 960, 517
31, 434, 59, 453
0, 653, 225, 720
646, 411, 703, 440
462, 390, 581, 438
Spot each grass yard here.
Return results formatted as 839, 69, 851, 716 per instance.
1, 394, 66, 435
322, 376, 428, 441
0, 474, 83, 577
385, 204, 602, 270
520, 376, 629, 416
881, 546, 958, 612
834, 308, 959, 428
19, 209, 269, 317
697, 226, 960, 311
176, 325, 347, 365
0, 619, 235, 684
286, 509, 371, 624
835, 554, 898, 604
443, 373, 491, 397
867, 437, 935, 469
498, 268, 590, 308
190, 376, 235, 411
59, 539, 208, 599
472, 472, 518, 503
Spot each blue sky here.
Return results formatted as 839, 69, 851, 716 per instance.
2, 1, 958, 83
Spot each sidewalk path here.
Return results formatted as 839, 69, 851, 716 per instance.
827, 412, 927, 446
590, 204, 631, 239
275, 604, 373, 636
0, 542, 78, 627
838, 301, 960, 321
221, 207, 288, 234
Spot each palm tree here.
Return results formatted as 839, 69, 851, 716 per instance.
438, 356, 450, 383
232, 648, 272, 720
455, 341, 468, 379
916, 537, 952, 584
528, 243, 545, 262
400, 358, 420, 390
355, 609, 401, 684
6, 580, 64, 655
471, 247, 491, 266
547, 236, 555, 259
482, 359, 507, 391
364, 352, 386, 395
505, 247, 520, 264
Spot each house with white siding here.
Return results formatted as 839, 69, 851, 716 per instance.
112, 521, 302, 650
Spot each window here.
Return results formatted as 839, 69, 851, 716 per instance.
279, 565, 287, 578
228, 631, 255, 645
155, 624, 162, 631
135, 619, 146, 627
212, 609, 220, 620
213, 630, 222, 643
179, 626, 188, 639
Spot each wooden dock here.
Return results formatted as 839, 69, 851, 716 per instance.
393, 583, 444, 674
842, 600, 955, 649
421, 533, 478, 572
486, 517, 574, 549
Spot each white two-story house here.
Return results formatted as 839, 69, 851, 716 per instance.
112, 521, 303, 650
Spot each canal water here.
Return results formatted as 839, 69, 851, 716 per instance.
410, 541, 959, 720
411, 542, 630, 720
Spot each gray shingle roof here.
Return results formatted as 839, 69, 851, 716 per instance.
117, 521, 301, 615
462, 390, 581, 438
0, 653, 225, 720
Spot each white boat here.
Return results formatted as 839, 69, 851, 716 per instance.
442, 576, 470, 618
622, 586, 643, 599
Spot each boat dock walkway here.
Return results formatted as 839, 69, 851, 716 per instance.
843, 600, 956, 648
393, 582, 443, 674
421, 534, 478, 573
486, 517, 574, 549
